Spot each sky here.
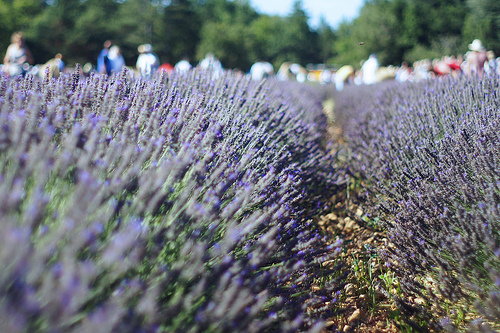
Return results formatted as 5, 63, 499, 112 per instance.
249, 0, 365, 29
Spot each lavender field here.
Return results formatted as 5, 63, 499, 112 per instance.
0, 68, 343, 332
2, 67, 500, 332
333, 74, 500, 331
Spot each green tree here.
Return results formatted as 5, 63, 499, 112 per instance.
401, 0, 467, 61
0, 0, 46, 62
249, 15, 288, 68
332, 0, 472, 67
195, 0, 259, 70
71, 0, 121, 64
463, 0, 500, 53
331, 21, 367, 68
161, 0, 201, 64
285, 0, 320, 65
317, 17, 337, 64
26, 0, 85, 64
109, 0, 163, 66
196, 21, 255, 70
0, 0, 343, 71
247, 0, 320, 69
196, 0, 257, 25
332, 0, 402, 67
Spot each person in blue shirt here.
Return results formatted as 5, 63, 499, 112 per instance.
105, 45, 126, 74
97, 40, 112, 74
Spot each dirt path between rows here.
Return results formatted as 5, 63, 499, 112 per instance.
317, 99, 402, 333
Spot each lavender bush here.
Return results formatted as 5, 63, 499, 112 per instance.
333, 75, 500, 330
0, 68, 342, 332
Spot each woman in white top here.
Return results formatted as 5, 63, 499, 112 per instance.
3, 32, 34, 76
136, 44, 159, 78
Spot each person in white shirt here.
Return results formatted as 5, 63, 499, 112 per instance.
198, 53, 223, 78
3, 31, 33, 76
136, 44, 159, 78
361, 53, 379, 85
250, 61, 274, 81
174, 56, 192, 74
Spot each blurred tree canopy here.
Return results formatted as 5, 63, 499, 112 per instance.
0, 0, 499, 71
331, 0, 500, 67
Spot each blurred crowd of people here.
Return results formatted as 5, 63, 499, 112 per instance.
2, 31, 67, 79
277, 38, 498, 91
330, 38, 498, 91
2, 32, 498, 90
0, 33, 228, 80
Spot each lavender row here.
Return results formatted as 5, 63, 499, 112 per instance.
333, 76, 500, 331
0, 69, 342, 332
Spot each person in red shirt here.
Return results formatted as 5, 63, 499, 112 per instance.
159, 62, 174, 73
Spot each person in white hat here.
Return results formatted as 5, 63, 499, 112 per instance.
467, 39, 488, 77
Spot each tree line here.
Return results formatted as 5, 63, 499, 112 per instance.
334, 0, 500, 67
1, 0, 499, 72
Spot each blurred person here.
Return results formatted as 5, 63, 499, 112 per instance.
250, 61, 274, 81
40, 53, 65, 79
232, 68, 245, 77
353, 66, 363, 85
395, 61, 411, 82
136, 44, 159, 78
467, 39, 488, 77
159, 62, 174, 73
445, 55, 462, 78
376, 65, 397, 82
277, 62, 307, 82
290, 63, 307, 83
333, 65, 354, 91
361, 53, 379, 84
277, 62, 295, 81
461, 52, 472, 75
105, 45, 126, 74
319, 68, 333, 85
432, 57, 451, 76
83, 63, 94, 77
485, 50, 497, 75
413, 59, 431, 81
97, 40, 112, 74
56, 53, 65, 72
3, 31, 34, 77
198, 53, 223, 78
174, 56, 192, 74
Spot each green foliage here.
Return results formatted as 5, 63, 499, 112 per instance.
331, 0, 498, 68
196, 21, 254, 70
246, 2, 321, 70
0, 0, 45, 62
248, 15, 288, 68
3, 0, 500, 70
1, 0, 329, 72
402, 44, 442, 65
332, 0, 404, 67
316, 18, 337, 64
463, 0, 500, 52
107, 0, 163, 64
283, 0, 320, 65
196, 0, 320, 71
160, 0, 202, 64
